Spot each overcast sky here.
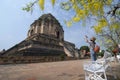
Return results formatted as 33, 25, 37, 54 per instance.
0, 0, 96, 51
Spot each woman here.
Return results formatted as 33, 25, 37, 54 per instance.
85, 36, 97, 61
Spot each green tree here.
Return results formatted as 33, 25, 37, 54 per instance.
80, 46, 89, 53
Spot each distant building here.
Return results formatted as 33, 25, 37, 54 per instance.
1, 13, 79, 57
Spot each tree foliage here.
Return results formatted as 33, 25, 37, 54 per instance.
97, 20, 120, 51
22, 0, 56, 12
23, 0, 119, 27
80, 46, 89, 53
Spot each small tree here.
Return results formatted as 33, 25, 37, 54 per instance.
79, 46, 90, 58
80, 46, 90, 53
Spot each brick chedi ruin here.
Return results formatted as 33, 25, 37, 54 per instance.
1, 13, 79, 58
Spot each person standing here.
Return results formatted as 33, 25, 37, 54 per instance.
85, 35, 97, 61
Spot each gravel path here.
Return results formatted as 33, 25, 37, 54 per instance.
0, 59, 119, 80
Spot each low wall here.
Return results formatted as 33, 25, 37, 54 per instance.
0, 56, 77, 64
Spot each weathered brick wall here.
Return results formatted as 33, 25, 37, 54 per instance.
0, 56, 77, 64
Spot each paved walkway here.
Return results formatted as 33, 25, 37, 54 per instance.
0, 59, 120, 80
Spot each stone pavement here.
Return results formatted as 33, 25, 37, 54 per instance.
0, 59, 120, 80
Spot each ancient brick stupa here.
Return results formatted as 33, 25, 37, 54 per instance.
2, 13, 79, 57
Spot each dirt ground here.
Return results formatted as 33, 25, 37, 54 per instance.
0, 59, 120, 80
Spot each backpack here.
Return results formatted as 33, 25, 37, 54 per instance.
94, 45, 100, 53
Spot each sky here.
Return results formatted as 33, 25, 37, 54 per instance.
0, 0, 96, 51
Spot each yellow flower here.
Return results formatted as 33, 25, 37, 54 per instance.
51, 0, 55, 6
38, 0, 44, 10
